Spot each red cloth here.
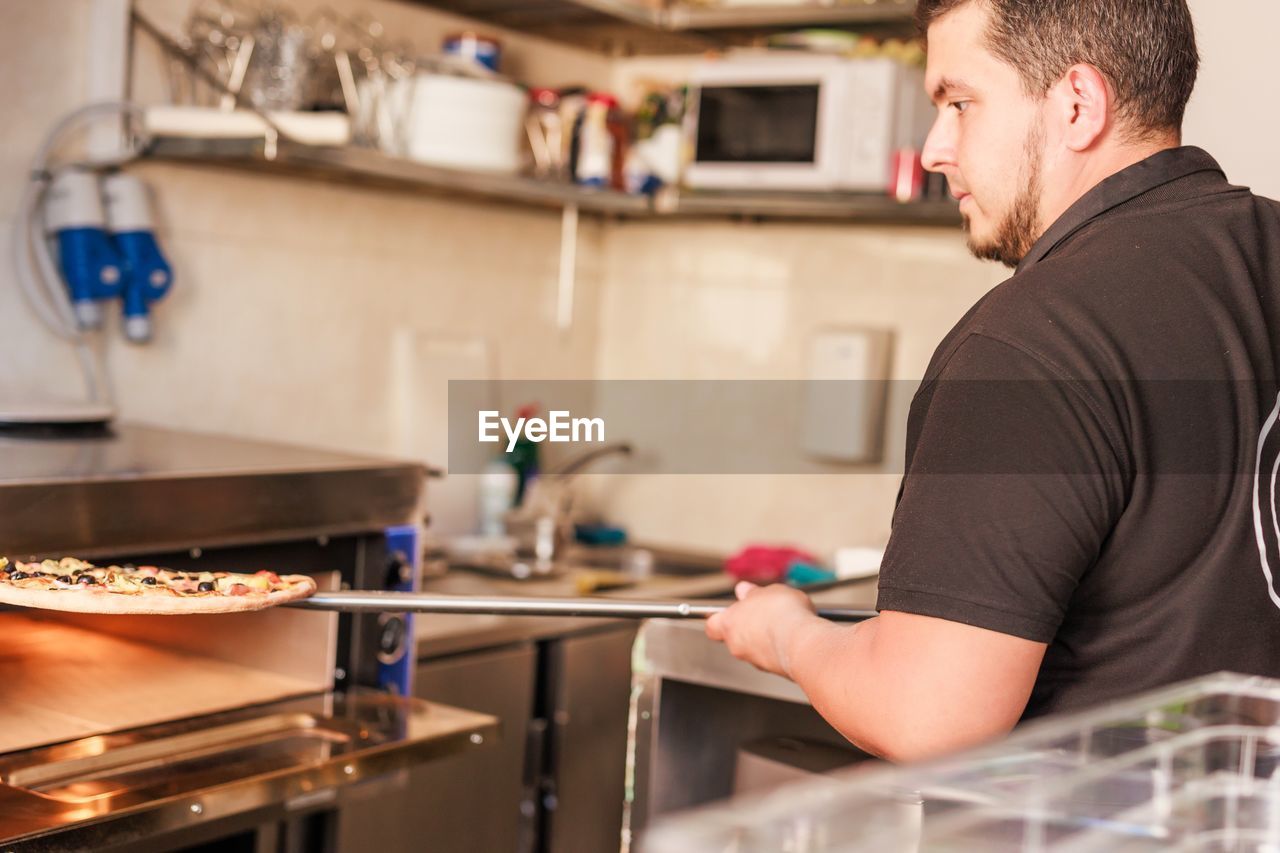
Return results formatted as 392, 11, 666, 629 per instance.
723, 546, 819, 585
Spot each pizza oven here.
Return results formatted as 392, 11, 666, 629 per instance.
0, 424, 495, 852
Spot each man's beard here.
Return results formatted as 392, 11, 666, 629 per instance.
964, 121, 1045, 269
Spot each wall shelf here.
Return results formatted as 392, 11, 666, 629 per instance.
147, 136, 650, 216
409, 0, 918, 53
659, 187, 959, 223
145, 136, 959, 226
664, 0, 917, 30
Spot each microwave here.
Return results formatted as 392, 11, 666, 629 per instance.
683, 53, 932, 193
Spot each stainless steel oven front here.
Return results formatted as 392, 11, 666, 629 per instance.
0, 424, 495, 852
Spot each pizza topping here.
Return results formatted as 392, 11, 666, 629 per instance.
0, 558, 313, 607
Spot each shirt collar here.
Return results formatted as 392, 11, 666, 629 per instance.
1016, 146, 1226, 273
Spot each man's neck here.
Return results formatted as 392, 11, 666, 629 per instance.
1039, 136, 1182, 235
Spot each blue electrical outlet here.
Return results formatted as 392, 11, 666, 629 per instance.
45, 170, 124, 329
103, 173, 173, 343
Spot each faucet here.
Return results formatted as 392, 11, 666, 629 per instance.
506, 442, 633, 570
543, 441, 634, 478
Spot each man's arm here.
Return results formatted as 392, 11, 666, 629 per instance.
706, 582, 1046, 762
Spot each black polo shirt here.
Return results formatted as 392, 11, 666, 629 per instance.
876, 147, 1280, 718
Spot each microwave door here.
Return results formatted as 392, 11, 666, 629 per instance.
687, 83, 833, 190
696, 85, 819, 163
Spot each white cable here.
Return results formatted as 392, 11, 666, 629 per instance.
10, 101, 150, 407
12, 180, 74, 339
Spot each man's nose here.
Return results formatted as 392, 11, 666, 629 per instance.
921, 114, 954, 173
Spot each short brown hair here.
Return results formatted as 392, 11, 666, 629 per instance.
916, 0, 1199, 135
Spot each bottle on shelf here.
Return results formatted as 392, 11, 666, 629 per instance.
575, 92, 619, 189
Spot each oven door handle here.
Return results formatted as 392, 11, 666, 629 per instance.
285, 590, 874, 623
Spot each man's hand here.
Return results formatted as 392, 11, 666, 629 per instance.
705, 581, 820, 678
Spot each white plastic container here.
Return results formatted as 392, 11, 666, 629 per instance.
404, 73, 526, 174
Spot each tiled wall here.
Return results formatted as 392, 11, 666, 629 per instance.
117, 162, 606, 453
0, 2, 97, 403
582, 221, 1003, 555
2, 0, 611, 455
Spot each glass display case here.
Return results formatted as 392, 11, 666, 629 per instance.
643, 672, 1280, 851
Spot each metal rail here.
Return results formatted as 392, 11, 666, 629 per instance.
287, 590, 875, 622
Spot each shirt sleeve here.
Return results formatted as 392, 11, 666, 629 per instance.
876, 333, 1130, 643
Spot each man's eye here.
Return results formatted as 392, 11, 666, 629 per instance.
949, 101, 970, 114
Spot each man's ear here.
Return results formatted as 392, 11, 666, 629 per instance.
1050, 63, 1111, 151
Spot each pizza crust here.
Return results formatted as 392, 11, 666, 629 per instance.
0, 574, 317, 615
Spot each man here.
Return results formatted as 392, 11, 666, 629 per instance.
707, 0, 1280, 762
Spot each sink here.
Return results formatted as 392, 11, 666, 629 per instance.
414, 548, 736, 653
439, 541, 725, 582
559, 543, 724, 577
424, 543, 732, 601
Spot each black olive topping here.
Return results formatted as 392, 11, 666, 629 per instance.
197, 581, 216, 592
10, 572, 28, 580
141, 577, 157, 585
56, 576, 72, 584
78, 576, 97, 585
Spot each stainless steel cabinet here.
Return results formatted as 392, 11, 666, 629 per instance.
335, 623, 639, 853
336, 643, 538, 852
543, 626, 638, 853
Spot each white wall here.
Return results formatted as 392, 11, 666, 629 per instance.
583, 218, 1001, 556
1183, 0, 1280, 198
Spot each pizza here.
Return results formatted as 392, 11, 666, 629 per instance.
0, 557, 317, 615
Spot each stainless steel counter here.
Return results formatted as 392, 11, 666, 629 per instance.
628, 577, 881, 837
0, 423, 427, 557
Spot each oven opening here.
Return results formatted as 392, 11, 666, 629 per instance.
0, 571, 339, 757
